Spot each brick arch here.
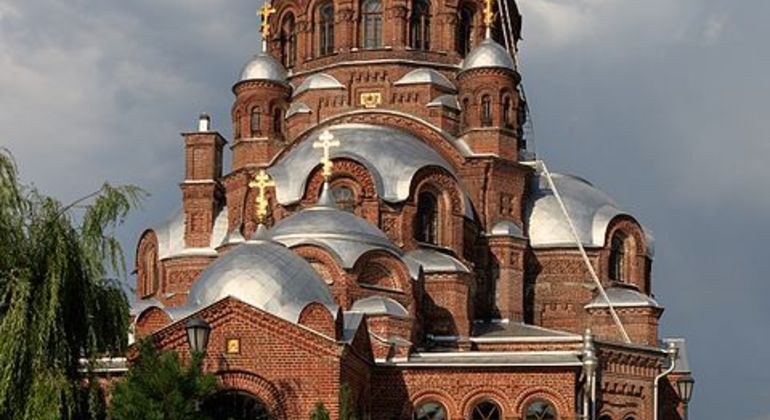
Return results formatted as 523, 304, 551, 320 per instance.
403, 388, 459, 419
290, 243, 348, 285
304, 158, 378, 202
352, 250, 413, 298
134, 306, 171, 338
513, 387, 571, 419
284, 110, 467, 168
604, 215, 649, 292
298, 302, 336, 338
410, 165, 464, 215
215, 371, 288, 420
136, 230, 160, 298
461, 388, 511, 419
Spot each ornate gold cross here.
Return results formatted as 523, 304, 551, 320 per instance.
312, 130, 340, 181
249, 169, 275, 224
483, 0, 495, 30
259, 3, 277, 39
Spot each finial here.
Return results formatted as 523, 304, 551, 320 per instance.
248, 169, 275, 225
259, 2, 277, 51
483, 0, 495, 39
312, 130, 340, 182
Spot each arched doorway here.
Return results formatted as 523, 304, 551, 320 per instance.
201, 390, 272, 420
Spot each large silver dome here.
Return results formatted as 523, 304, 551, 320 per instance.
460, 38, 516, 73
239, 52, 288, 83
270, 196, 401, 269
188, 238, 336, 323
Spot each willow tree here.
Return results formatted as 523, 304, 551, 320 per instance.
0, 149, 145, 419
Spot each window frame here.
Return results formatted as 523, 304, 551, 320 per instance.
318, 2, 336, 56
523, 398, 557, 420
361, 0, 383, 49
280, 13, 297, 68
413, 400, 447, 420
410, 0, 431, 50
415, 190, 439, 245
456, 3, 475, 56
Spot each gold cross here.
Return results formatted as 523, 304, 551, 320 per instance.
259, 3, 277, 38
312, 130, 341, 181
248, 169, 275, 224
483, 0, 495, 30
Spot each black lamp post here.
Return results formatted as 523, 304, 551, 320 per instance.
185, 319, 211, 354
676, 375, 695, 420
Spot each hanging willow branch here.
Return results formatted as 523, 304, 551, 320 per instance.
0, 148, 146, 419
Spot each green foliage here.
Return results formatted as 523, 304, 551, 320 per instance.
109, 339, 218, 420
0, 148, 146, 419
339, 383, 358, 420
309, 402, 331, 420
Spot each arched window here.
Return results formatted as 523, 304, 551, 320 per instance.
280, 13, 297, 68
234, 113, 242, 139
481, 95, 493, 126
525, 399, 556, 420
415, 191, 438, 245
201, 390, 271, 420
461, 97, 470, 129
502, 95, 513, 128
318, 3, 335, 56
272, 107, 283, 136
471, 401, 501, 420
456, 4, 474, 56
413, 401, 446, 420
609, 232, 627, 282
332, 185, 356, 212
141, 244, 159, 297
410, 0, 431, 50
250, 107, 262, 137
361, 0, 383, 48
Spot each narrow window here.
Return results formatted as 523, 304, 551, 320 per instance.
461, 97, 470, 129
362, 0, 383, 48
272, 108, 283, 136
609, 233, 627, 282
456, 4, 474, 56
141, 244, 159, 297
502, 95, 513, 128
410, 0, 431, 50
234, 113, 241, 139
250, 107, 261, 137
525, 399, 556, 420
481, 95, 492, 126
472, 401, 501, 420
318, 3, 335, 56
415, 191, 438, 244
413, 401, 447, 420
281, 13, 297, 68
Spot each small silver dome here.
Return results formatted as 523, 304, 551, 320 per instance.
350, 296, 409, 318
271, 201, 401, 268
188, 239, 336, 323
293, 73, 346, 97
460, 38, 516, 73
487, 220, 526, 238
585, 286, 661, 310
239, 52, 288, 83
394, 68, 456, 91
404, 248, 470, 274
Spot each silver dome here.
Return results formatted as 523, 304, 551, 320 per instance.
525, 172, 653, 255
350, 296, 409, 318
239, 52, 288, 83
394, 68, 456, 91
487, 220, 526, 238
460, 38, 516, 73
584, 286, 661, 310
187, 239, 336, 323
271, 201, 401, 269
427, 95, 461, 111
151, 207, 228, 260
293, 73, 345, 97
268, 123, 457, 204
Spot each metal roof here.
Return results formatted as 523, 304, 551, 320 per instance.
186, 238, 337, 324
387, 351, 582, 367
293, 73, 345, 97
584, 286, 661, 310
393, 68, 457, 91
487, 220, 526, 238
350, 296, 409, 318
268, 123, 458, 204
472, 321, 580, 341
286, 102, 312, 118
239, 52, 288, 83
152, 207, 228, 260
404, 248, 470, 274
525, 172, 654, 255
460, 38, 516, 73
426, 94, 461, 111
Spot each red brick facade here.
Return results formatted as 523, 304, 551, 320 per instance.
126, 0, 692, 418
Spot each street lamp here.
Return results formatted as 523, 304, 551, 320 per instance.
185, 319, 211, 354
676, 375, 695, 420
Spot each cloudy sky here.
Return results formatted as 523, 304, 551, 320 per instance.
1, 0, 767, 418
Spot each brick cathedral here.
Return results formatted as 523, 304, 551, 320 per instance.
129, 0, 694, 418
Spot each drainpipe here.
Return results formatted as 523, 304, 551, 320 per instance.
653, 341, 678, 420
582, 329, 599, 420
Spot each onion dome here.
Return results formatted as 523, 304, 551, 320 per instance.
239, 52, 288, 83
187, 231, 336, 323
270, 185, 400, 268
460, 38, 516, 73
584, 285, 661, 310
